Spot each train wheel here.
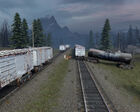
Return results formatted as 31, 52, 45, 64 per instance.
34, 67, 39, 72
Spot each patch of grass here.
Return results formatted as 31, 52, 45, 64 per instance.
22, 59, 69, 112
95, 55, 140, 101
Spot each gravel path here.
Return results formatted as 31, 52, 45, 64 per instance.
87, 62, 140, 112
53, 59, 78, 112
0, 51, 68, 112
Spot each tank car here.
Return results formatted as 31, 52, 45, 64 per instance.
88, 49, 132, 64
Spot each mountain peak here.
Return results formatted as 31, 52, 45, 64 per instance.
63, 26, 69, 30
49, 16, 56, 23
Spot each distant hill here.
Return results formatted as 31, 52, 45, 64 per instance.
40, 16, 88, 48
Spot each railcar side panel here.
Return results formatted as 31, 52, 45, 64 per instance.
0, 56, 17, 88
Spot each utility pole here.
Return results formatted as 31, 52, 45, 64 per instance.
32, 23, 34, 47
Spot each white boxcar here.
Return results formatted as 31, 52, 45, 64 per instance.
0, 49, 33, 88
44, 47, 53, 62
41, 48, 46, 64
14, 49, 33, 79
26, 49, 34, 72
32, 48, 43, 67
59, 45, 66, 52
47, 47, 53, 60
75, 45, 86, 57
32, 47, 53, 66
0, 51, 17, 88
65, 45, 70, 49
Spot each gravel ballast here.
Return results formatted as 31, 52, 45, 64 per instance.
87, 62, 140, 112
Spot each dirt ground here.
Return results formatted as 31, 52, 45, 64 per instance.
87, 62, 140, 112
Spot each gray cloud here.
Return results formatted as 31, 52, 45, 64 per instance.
62, 0, 125, 5
0, 0, 36, 9
0, 0, 139, 33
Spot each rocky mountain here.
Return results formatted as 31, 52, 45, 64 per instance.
40, 16, 88, 48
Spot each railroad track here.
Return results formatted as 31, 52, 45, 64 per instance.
77, 60, 110, 112
0, 51, 62, 103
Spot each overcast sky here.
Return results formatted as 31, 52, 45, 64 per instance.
0, 0, 140, 33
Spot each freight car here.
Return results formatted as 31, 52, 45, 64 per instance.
65, 45, 70, 49
59, 45, 66, 52
88, 49, 132, 64
74, 45, 85, 59
32, 47, 53, 71
0, 47, 53, 89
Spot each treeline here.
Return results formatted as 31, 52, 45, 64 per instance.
88, 19, 140, 51
0, 12, 52, 49
113, 25, 140, 51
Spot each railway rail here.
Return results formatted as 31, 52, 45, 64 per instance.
0, 51, 62, 103
77, 60, 110, 112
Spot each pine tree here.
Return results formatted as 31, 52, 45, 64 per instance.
32, 19, 37, 47
37, 19, 44, 46
95, 32, 100, 48
88, 30, 94, 49
127, 25, 133, 45
10, 13, 23, 49
32, 19, 44, 47
21, 18, 29, 47
100, 19, 111, 50
135, 27, 140, 44
0, 20, 9, 47
46, 33, 52, 46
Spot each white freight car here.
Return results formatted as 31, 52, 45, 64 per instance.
43, 47, 53, 62
14, 49, 33, 79
0, 51, 17, 88
32, 48, 43, 67
0, 47, 53, 89
0, 49, 33, 88
74, 45, 85, 59
65, 45, 70, 49
59, 45, 66, 52
32, 47, 53, 67
46, 47, 53, 60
